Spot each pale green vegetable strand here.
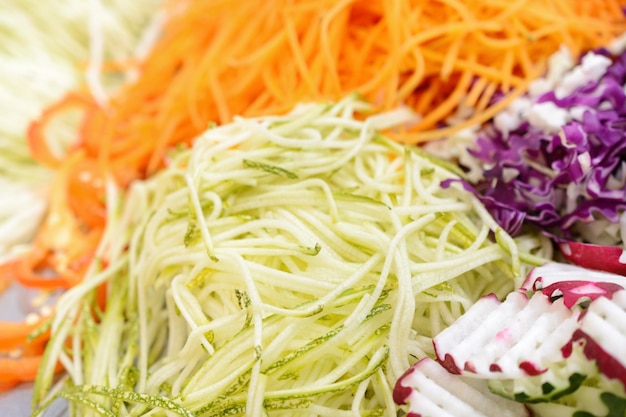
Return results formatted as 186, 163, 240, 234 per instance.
33, 96, 551, 417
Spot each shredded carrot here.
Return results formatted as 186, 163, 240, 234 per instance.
31, 0, 624, 162
0, 356, 63, 389
0, 314, 54, 392
0, 381, 19, 391
86, 0, 626, 156
0, 317, 49, 352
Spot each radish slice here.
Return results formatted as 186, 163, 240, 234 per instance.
433, 293, 504, 374
520, 263, 626, 308
434, 291, 577, 379
559, 241, 626, 276
393, 357, 530, 417
396, 262, 626, 415
570, 289, 626, 387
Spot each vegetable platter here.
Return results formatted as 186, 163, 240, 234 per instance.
0, 1, 625, 416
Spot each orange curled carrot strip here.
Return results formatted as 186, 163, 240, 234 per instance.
0, 380, 19, 392
0, 314, 56, 392
0, 356, 63, 390
1, 253, 70, 291
27, 93, 94, 169
0, 318, 49, 352
10, 251, 76, 290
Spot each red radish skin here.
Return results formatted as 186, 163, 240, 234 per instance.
518, 361, 546, 376
540, 281, 624, 308
521, 263, 626, 296
438, 353, 463, 375
569, 328, 626, 387
559, 241, 626, 276
393, 366, 416, 406
488, 362, 546, 376
489, 363, 502, 372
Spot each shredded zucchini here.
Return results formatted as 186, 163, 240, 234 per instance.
33, 97, 550, 416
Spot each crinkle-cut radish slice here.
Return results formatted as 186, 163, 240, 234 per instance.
494, 300, 577, 377
487, 344, 594, 404
559, 241, 626, 276
518, 310, 581, 373
520, 263, 626, 307
434, 293, 526, 375
393, 357, 530, 417
465, 292, 562, 376
433, 293, 503, 374
571, 289, 626, 387
434, 291, 577, 379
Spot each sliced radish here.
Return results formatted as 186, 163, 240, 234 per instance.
393, 357, 530, 417
570, 289, 626, 388
395, 262, 626, 415
520, 263, 626, 307
434, 292, 527, 375
433, 293, 503, 374
464, 292, 565, 376
496, 302, 578, 377
434, 291, 577, 379
487, 344, 594, 404
558, 241, 626, 276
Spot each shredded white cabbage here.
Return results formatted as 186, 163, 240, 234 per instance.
0, 178, 47, 259
0, 0, 162, 254
33, 97, 548, 417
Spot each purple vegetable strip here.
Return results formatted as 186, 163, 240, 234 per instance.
448, 48, 626, 242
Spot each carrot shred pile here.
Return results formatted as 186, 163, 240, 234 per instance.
49, 0, 626, 177
1, 0, 625, 389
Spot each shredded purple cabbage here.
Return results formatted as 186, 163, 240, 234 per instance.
447, 47, 626, 240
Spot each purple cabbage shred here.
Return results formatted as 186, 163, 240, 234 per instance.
450, 48, 626, 240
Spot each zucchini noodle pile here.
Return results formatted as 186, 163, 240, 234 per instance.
33, 97, 550, 416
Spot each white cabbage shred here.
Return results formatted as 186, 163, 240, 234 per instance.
0, 0, 162, 256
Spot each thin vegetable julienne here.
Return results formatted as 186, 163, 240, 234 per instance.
32, 98, 551, 416
0, 147, 104, 391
